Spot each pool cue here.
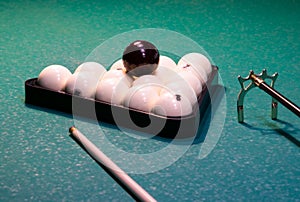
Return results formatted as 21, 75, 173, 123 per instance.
251, 74, 300, 117
69, 126, 156, 202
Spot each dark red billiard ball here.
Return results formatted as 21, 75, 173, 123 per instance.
122, 40, 160, 77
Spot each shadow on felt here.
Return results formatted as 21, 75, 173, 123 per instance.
241, 119, 300, 147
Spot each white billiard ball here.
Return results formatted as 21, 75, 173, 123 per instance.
132, 75, 164, 93
123, 85, 160, 112
177, 61, 207, 84
181, 53, 212, 75
95, 78, 129, 105
109, 59, 126, 71
177, 53, 212, 83
153, 65, 179, 84
158, 55, 177, 69
38, 64, 72, 91
65, 72, 100, 98
102, 68, 125, 79
75, 62, 107, 79
161, 81, 198, 105
169, 71, 202, 96
132, 74, 162, 86
102, 69, 133, 87
152, 91, 192, 117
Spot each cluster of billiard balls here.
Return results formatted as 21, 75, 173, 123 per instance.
37, 40, 212, 117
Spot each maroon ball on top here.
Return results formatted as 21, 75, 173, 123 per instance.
122, 40, 160, 77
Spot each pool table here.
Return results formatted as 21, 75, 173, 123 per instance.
1, 0, 299, 201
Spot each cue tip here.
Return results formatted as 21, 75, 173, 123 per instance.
69, 126, 76, 134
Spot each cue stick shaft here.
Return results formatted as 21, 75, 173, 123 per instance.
259, 82, 300, 117
69, 127, 156, 202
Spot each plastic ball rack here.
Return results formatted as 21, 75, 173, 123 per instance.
25, 66, 219, 139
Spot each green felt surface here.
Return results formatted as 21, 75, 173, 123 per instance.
1, 0, 300, 201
